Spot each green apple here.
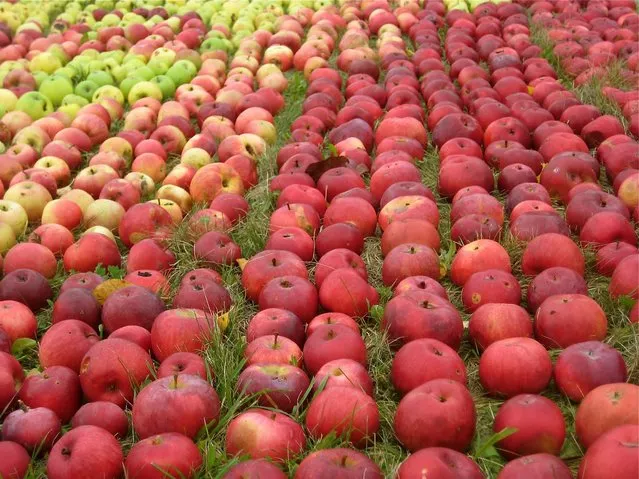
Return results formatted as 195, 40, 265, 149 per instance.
132, 66, 156, 82
87, 60, 106, 73
110, 65, 128, 84
15, 91, 54, 120
93, 85, 125, 105
151, 75, 176, 100
32, 71, 48, 88
102, 13, 120, 26
119, 76, 143, 99
58, 103, 81, 121
29, 52, 62, 74
39, 74, 74, 107
148, 59, 171, 76
55, 66, 79, 82
150, 47, 176, 65
166, 60, 197, 86
128, 80, 163, 105
75, 80, 99, 101
62, 94, 89, 107
87, 70, 114, 88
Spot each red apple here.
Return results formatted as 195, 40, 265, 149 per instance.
71, 401, 129, 438
46, 426, 123, 479
397, 448, 483, 479
125, 432, 202, 479
394, 379, 476, 452
132, 374, 221, 439
479, 337, 552, 397
295, 448, 383, 479
578, 425, 639, 479
494, 394, 565, 459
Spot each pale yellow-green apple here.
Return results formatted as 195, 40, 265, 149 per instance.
148, 198, 182, 223
124, 172, 156, 197
0, 222, 17, 253
156, 184, 193, 213
84, 198, 126, 232
93, 85, 125, 106
180, 147, 212, 169
4, 180, 53, 222
29, 52, 62, 74
60, 188, 95, 216
75, 80, 99, 101
0, 89, 18, 111
83, 225, 117, 243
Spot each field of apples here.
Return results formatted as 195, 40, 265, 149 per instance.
0, 0, 638, 477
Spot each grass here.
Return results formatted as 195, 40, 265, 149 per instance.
12, 7, 639, 479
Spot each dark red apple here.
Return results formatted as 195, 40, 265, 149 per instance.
71, 401, 129, 437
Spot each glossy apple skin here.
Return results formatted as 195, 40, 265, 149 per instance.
132, 374, 221, 440
294, 448, 384, 479
493, 394, 566, 459
578, 425, 639, 479
18, 365, 81, 423
1, 406, 62, 453
225, 409, 306, 462
575, 383, 639, 449
497, 453, 573, 479
125, 432, 203, 479
79, 338, 153, 407
479, 337, 552, 398
394, 379, 476, 452
0, 440, 31, 479
46, 426, 123, 479
237, 364, 310, 413
71, 401, 129, 438
305, 386, 380, 447
397, 448, 484, 479
392, 338, 467, 395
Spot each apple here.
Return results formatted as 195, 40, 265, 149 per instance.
172, 273, 232, 314
0, 269, 53, 312
3, 180, 52, 222
158, 352, 208, 380
394, 379, 476, 452
479, 337, 552, 398
450, 239, 512, 286
101, 285, 165, 334
315, 223, 365, 257
79, 338, 153, 407
125, 432, 202, 479
132, 374, 221, 440
46, 426, 123, 479
52, 288, 101, 329
392, 338, 466, 395
150, 308, 216, 362
295, 448, 383, 479
0, 440, 31, 479
244, 334, 303, 368
575, 383, 639, 449
0, 300, 37, 342
1, 406, 62, 453
246, 308, 305, 347
578, 425, 639, 479
397, 448, 484, 479
494, 394, 565, 459
469, 304, 532, 350
63, 233, 121, 273
71, 401, 128, 438
305, 386, 379, 447
258, 276, 318, 324
609, 254, 639, 299
498, 453, 572, 478
383, 290, 463, 350
109, 325, 152, 352
226, 409, 306, 462
554, 341, 627, 402
118, 202, 173, 247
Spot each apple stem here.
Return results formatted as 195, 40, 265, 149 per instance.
172, 374, 179, 389
286, 203, 291, 210
273, 333, 279, 348
341, 455, 349, 466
